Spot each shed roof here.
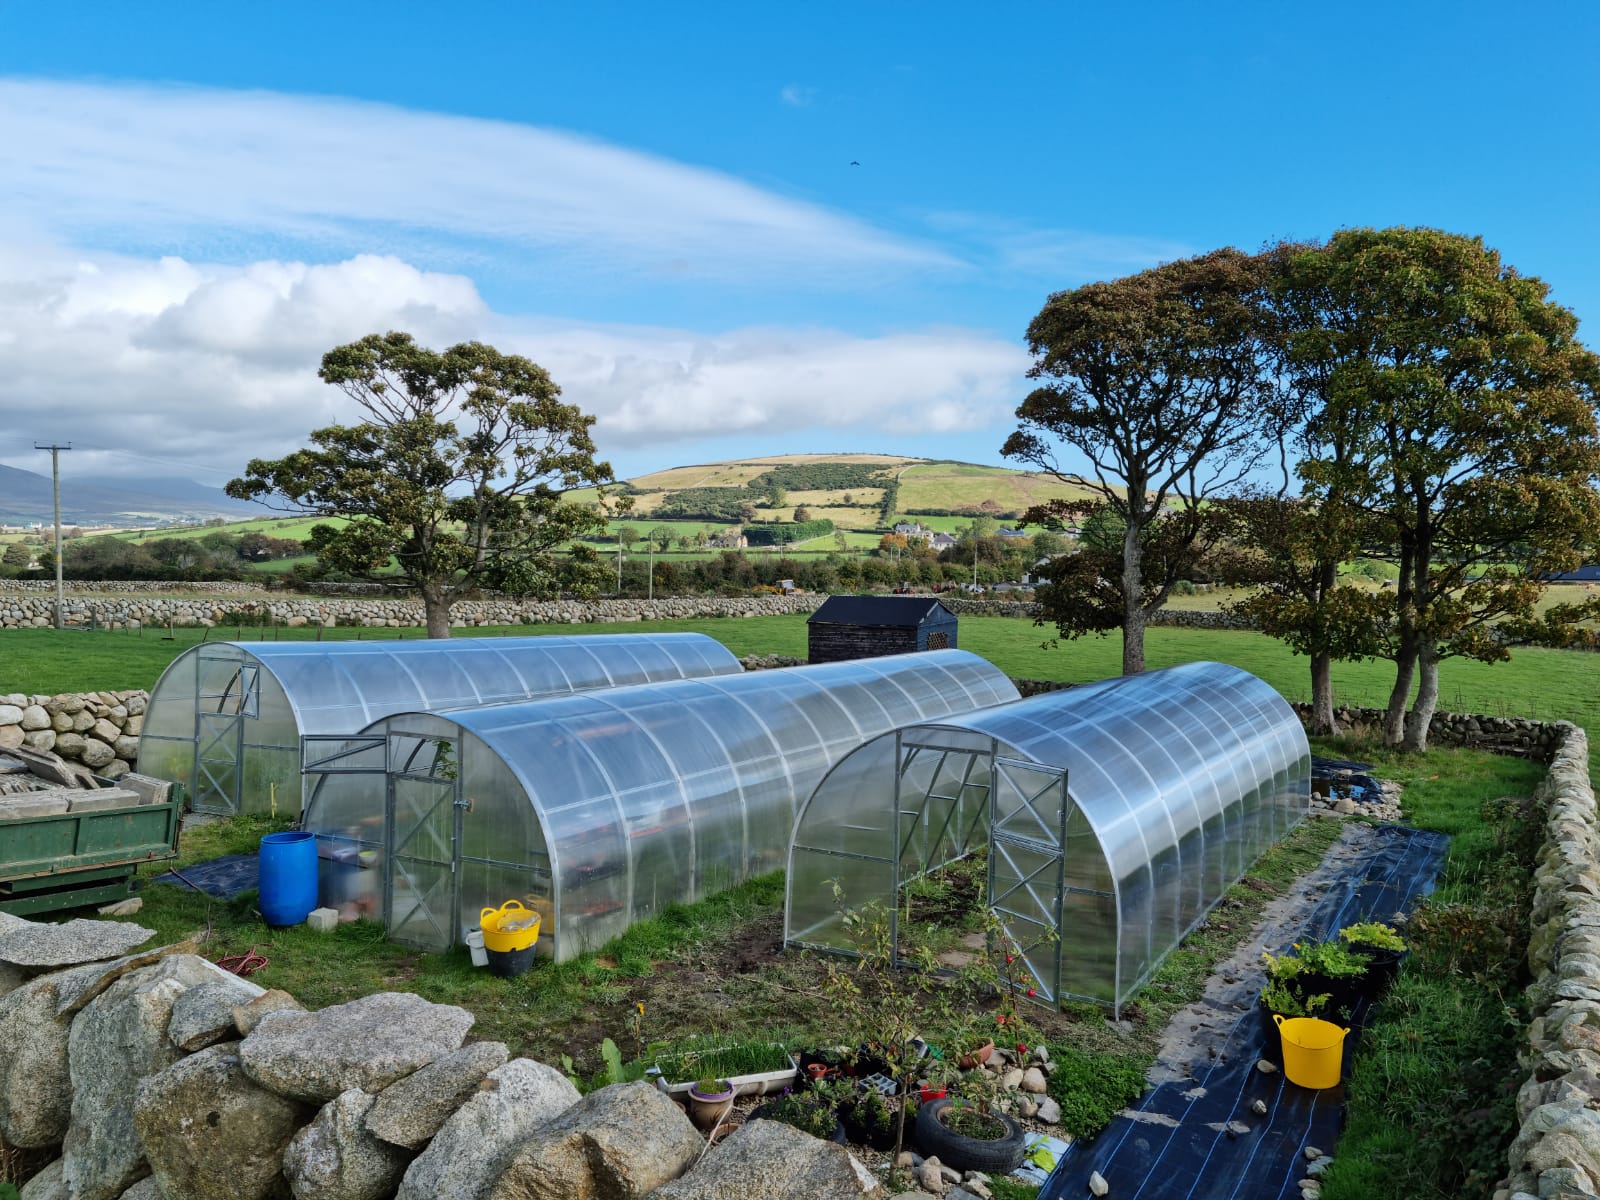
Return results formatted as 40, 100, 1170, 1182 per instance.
807, 596, 954, 627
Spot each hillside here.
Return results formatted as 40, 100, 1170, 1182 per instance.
604, 453, 1101, 533
0, 464, 259, 526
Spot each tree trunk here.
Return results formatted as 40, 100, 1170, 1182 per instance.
1121, 520, 1145, 675
1382, 645, 1413, 745
1308, 653, 1340, 735
422, 582, 452, 639
1402, 645, 1439, 751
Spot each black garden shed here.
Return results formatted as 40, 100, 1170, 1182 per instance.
806, 596, 958, 664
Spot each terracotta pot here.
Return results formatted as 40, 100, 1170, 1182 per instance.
958, 1039, 994, 1070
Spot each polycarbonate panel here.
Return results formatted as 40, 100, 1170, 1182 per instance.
148, 632, 741, 817
787, 662, 1310, 1013
327, 650, 1018, 960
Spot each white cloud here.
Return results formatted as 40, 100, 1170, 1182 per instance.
779, 84, 816, 108
0, 77, 954, 285
926, 213, 1191, 284
0, 247, 1027, 482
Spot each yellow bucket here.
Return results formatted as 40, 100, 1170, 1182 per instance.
480, 900, 541, 954
1274, 1015, 1349, 1089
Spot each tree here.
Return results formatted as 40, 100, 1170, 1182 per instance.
2, 542, 32, 569
648, 526, 674, 553
615, 525, 640, 552
793, 506, 811, 523
737, 502, 758, 525
1216, 494, 1388, 733
1279, 229, 1600, 749
227, 332, 613, 637
1004, 249, 1281, 673
769, 484, 788, 509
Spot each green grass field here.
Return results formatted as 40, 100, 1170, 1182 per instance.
105, 516, 343, 543
5, 616, 1595, 748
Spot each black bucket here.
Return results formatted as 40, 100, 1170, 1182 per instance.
486, 944, 537, 978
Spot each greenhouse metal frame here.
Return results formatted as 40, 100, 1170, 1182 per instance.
298, 650, 1020, 960
785, 662, 1310, 1015
137, 633, 744, 817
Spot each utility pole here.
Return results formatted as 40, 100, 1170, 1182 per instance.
34, 442, 70, 630
615, 548, 624, 595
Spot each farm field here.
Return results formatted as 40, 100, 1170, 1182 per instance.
6, 615, 1596, 744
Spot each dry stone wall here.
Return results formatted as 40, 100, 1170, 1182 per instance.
1291, 703, 1563, 759
1501, 724, 1600, 1200
0, 921, 884, 1199
0, 691, 147, 779
0, 592, 825, 630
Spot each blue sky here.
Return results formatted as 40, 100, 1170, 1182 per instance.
2, 2, 1597, 487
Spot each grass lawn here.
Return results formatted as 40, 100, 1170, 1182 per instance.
1313, 741, 1547, 1199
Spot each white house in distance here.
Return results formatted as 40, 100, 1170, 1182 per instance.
892, 521, 926, 538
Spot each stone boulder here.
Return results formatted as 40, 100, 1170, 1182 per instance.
486, 1080, 703, 1200
117, 1179, 167, 1200
61, 956, 221, 1200
240, 991, 474, 1103
649, 1118, 884, 1199
17, 1159, 67, 1200
0, 917, 155, 970
231, 988, 304, 1035
366, 1040, 510, 1149
134, 1041, 309, 1200
396, 1058, 581, 1200
283, 1088, 413, 1200
169, 973, 268, 1051
0, 969, 78, 1147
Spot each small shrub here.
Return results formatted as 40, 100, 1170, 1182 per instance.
1043, 1046, 1151, 1137
756, 1093, 837, 1139
1407, 900, 1523, 988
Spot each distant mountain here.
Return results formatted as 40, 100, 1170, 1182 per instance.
0, 464, 260, 526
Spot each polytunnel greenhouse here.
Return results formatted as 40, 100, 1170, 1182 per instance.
137, 634, 744, 817
299, 649, 1020, 959
785, 661, 1310, 1016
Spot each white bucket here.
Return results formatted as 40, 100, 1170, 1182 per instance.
466, 928, 488, 968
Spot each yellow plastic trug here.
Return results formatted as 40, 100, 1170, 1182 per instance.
480, 900, 541, 953
1274, 1014, 1350, 1089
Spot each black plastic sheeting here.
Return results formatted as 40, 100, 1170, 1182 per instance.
1040, 824, 1450, 1200
1310, 756, 1386, 807
152, 853, 260, 899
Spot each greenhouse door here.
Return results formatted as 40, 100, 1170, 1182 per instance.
986, 757, 1067, 1005
192, 660, 259, 815
385, 736, 462, 952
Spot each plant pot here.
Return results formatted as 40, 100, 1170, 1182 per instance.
918, 1085, 947, 1103
958, 1039, 994, 1070
914, 1097, 1027, 1174
747, 1101, 847, 1144
1349, 944, 1403, 992
686, 1083, 736, 1131
806, 1062, 833, 1086
1298, 971, 1364, 1021
1257, 993, 1290, 1062
840, 1102, 901, 1152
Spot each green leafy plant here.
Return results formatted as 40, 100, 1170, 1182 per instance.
693, 1077, 732, 1095
941, 1099, 1008, 1140
756, 1092, 837, 1140
1260, 979, 1330, 1018
1292, 939, 1371, 979
1339, 921, 1406, 952
1260, 948, 1306, 982
600, 1037, 625, 1086
1043, 1046, 1153, 1138
653, 1035, 794, 1083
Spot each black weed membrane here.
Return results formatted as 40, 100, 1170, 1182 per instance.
1040, 824, 1449, 1200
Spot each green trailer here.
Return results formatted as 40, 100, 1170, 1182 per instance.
0, 784, 183, 916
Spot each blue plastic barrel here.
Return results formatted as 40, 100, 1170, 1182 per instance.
259, 832, 319, 927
